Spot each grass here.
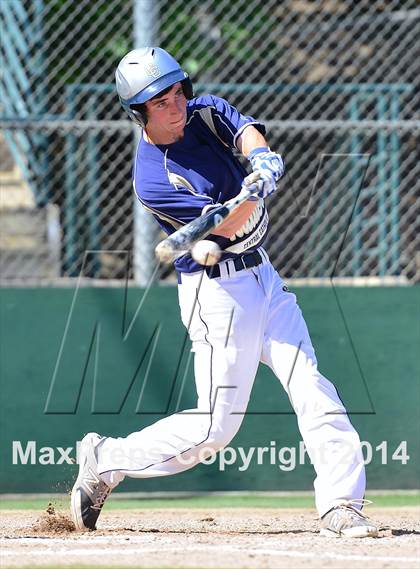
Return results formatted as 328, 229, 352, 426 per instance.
0, 491, 418, 511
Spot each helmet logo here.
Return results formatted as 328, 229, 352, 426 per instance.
145, 62, 161, 78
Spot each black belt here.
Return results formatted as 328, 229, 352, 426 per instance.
206, 250, 263, 279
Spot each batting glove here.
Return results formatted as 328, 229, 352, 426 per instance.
247, 147, 285, 199
243, 170, 276, 200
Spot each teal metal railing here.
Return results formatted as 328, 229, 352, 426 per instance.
1, 43, 411, 277
0, 0, 50, 206
349, 87, 408, 276
197, 82, 411, 276
63, 84, 115, 276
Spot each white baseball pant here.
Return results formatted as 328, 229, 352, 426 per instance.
96, 250, 365, 516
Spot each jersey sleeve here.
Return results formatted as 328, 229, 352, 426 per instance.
195, 94, 266, 149
134, 173, 215, 233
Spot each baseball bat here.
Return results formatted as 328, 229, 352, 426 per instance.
155, 172, 261, 263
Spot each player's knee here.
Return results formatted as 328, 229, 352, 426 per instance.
205, 421, 241, 450
291, 374, 346, 416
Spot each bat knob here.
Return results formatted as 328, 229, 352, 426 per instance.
155, 241, 175, 264
243, 171, 261, 186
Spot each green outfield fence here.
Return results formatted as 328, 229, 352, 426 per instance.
1, 286, 419, 493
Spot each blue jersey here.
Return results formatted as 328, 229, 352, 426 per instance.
133, 94, 269, 273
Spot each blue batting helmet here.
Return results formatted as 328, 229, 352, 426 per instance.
115, 47, 193, 127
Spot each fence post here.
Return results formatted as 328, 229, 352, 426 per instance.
132, 0, 160, 286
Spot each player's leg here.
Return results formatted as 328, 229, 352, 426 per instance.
259, 264, 369, 525
72, 268, 266, 529
80, 268, 264, 481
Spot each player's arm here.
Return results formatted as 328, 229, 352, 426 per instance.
237, 124, 285, 200
137, 168, 256, 240
135, 175, 214, 234
236, 124, 269, 157
211, 125, 284, 238
202, 96, 285, 198
210, 127, 273, 238
210, 199, 258, 237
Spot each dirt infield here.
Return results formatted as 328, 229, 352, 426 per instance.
1, 507, 419, 568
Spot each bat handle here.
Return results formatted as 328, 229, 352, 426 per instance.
237, 172, 262, 201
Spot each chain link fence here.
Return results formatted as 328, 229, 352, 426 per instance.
1, 0, 419, 284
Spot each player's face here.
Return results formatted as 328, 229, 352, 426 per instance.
144, 82, 187, 144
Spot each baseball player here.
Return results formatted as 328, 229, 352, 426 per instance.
71, 47, 378, 538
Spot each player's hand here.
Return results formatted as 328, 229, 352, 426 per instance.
248, 147, 285, 181
247, 147, 285, 199
243, 171, 276, 200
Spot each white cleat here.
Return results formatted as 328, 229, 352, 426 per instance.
320, 501, 378, 538
70, 432, 111, 531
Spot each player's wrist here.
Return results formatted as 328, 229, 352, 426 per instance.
248, 149, 285, 183
247, 147, 271, 161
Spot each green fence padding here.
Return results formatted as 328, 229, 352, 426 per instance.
1, 285, 418, 493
